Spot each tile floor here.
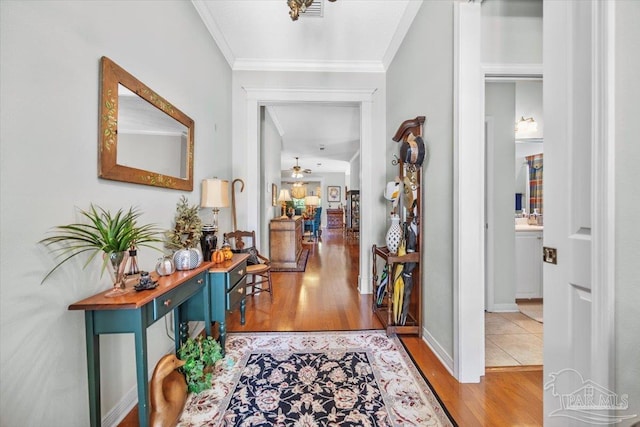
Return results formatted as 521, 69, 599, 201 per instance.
485, 311, 543, 367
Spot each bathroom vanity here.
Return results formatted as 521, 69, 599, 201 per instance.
515, 224, 543, 299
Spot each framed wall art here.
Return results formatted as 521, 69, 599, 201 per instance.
327, 186, 341, 202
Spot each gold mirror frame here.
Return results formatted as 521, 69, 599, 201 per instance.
99, 56, 194, 191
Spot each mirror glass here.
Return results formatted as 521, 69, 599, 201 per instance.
99, 57, 194, 190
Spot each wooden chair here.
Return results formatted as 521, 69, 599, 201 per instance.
223, 230, 273, 299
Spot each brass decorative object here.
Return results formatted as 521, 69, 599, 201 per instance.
288, 0, 336, 21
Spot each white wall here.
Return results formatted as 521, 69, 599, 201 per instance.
481, 0, 543, 65
387, 1, 456, 361
615, 0, 640, 420
0, 1, 232, 425
260, 107, 281, 248
349, 152, 361, 191
485, 83, 517, 310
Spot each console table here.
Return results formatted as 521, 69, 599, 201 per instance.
69, 262, 213, 427
180, 253, 249, 354
269, 216, 302, 269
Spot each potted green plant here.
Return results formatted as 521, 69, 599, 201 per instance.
40, 205, 162, 294
177, 336, 223, 393
166, 196, 204, 270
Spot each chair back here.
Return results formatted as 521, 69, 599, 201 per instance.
224, 230, 256, 251
313, 207, 322, 226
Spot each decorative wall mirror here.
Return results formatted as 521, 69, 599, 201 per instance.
99, 56, 194, 191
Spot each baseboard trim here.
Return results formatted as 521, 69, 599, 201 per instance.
486, 303, 519, 312
485, 364, 543, 373
421, 327, 454, 376
103, 386, 138, 427
515, 298, 543, 303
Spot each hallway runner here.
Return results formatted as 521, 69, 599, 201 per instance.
178, 330, 454, 426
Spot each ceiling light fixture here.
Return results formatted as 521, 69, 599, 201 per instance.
289, 157, 311, 178
288, 0, 336, 21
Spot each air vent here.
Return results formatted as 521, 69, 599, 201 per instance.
301, 0, 323, 17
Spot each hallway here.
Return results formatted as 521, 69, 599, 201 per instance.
226, 228, 544, 426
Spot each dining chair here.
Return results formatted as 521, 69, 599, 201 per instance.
223, 230, 273, 299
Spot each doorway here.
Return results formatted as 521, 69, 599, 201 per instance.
484, 78, 544, 368
242, 90, 378, 292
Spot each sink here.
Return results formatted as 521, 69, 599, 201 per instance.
515, 217, 529, 225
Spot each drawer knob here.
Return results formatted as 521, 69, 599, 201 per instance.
238, 288, 244, 295
238, 269, 244, 275
197, 278, 204, 284
163, 299, 172, 307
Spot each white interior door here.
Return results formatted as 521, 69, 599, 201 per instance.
543, 1, 617, 425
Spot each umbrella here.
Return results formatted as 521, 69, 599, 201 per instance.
400, 222, 418, 325
376, 264, 389, 307
392, 238, 406, 324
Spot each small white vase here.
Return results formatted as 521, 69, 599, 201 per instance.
385, 214, 402, 254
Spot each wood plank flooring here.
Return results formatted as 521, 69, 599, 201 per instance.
120, 228, 543, 426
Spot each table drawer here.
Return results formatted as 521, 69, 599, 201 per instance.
227, 261, 247, 290
153, 272, 206, 321
227, 276, 246, 309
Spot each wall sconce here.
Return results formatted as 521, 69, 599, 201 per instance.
515, 116, 538, 133
200, 178, 230, 258
277, 189, 292, 217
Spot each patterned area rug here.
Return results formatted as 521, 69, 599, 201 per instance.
178, 330, 454, 426
270, 248, 309, 272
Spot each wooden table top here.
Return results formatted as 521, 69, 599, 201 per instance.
69, 253, 248, 311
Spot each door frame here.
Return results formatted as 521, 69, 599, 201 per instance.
455, 0, 615, 394
239, 87, 380, 294
483, 76, 541, 314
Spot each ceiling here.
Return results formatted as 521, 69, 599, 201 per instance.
192, 0, 422, 174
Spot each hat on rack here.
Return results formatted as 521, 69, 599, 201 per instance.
400, 132, 426, 167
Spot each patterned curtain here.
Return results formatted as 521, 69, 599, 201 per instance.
526, 154, 543, 214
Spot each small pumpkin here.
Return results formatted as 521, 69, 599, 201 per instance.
212, 250, 225, 264
222, 246, 233, 260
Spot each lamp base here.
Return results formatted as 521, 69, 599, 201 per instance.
200, 226, 217, 261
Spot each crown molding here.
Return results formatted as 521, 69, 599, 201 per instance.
233, 58, 385, 73
191, 0, 236, 68
242, 87, 376, 103
382, 0, 423, 70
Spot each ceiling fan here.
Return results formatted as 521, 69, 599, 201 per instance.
289, 157, 312, 178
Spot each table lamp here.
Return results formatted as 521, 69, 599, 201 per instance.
305, 195, 319, 216
200, 178, 230, 259
278, 189, 292, 217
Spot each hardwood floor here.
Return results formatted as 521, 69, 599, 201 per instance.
120, 228, 543, 426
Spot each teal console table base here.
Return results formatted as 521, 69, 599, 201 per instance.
69, 255, 249, 427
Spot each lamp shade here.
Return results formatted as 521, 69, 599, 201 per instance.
277, 189, 292, 202
201, 179, 230, 208
305, 195, 319, 207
